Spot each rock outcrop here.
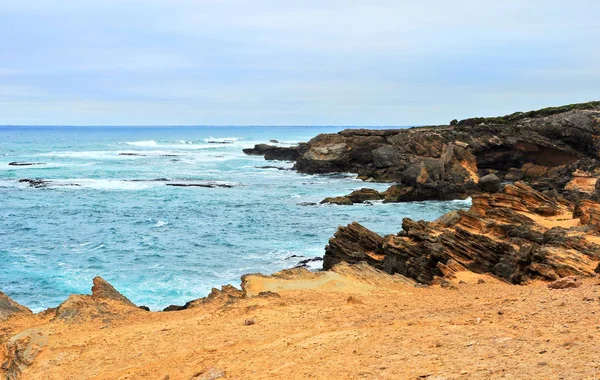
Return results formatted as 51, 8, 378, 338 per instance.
324, 182, 600, 285
54, 277, 140, 322
0, 292, 31, 322
245, 102, 600, 203
243, 143, 308, 161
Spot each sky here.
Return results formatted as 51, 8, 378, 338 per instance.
0, 0, 598, 126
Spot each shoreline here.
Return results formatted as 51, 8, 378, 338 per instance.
3, 101, 600, 378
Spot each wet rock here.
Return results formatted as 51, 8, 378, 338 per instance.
346, 188, 384, 203
320, 196, 352, 205
294, 257, 323, 268
8, 162, 45, 166
548, 276, 582, 289
296, 202, 318, 206
479, 173, 501, 193
0, 291, 32, 321
18, 178, 50, 188
255, 165, 292, 170
243, 143, 307, 161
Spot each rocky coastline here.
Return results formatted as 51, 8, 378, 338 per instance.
4, 101, 600, 378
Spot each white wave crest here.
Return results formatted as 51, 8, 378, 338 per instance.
203, 137, 243, 143
123, 140, 158, 147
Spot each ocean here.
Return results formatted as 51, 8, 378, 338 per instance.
0, 126, 471, 312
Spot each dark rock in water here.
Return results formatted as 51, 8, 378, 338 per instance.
295, 257, 324, 268
320, 188, 384, 205
255, 165, 292, 171
296, 202, 318, 206
128, 178, 171, 182
206, 140, 233, 144
243, 143, 308, 161
346, 188, 384, 203
167, 182, 234, 188
269, 139, 280, 143
19, 178, 51, 188
0, 291, 32, 321
119, 153, 145, 156
8, 162, 45, 166
323, 182, 600, 285
479, 173, 501, 193
320, 196, 353, 205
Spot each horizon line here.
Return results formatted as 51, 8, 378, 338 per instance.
0, 124, 417, 128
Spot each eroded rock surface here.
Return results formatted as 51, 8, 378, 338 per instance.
324, 182, 600, 284
0, 292, 31, 322
246, 102, 600, 203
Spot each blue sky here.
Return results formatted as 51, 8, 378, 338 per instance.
0, 0, 598, 126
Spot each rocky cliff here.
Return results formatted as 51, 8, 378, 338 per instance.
245, 101, 600, 202
324, 182, 600, 285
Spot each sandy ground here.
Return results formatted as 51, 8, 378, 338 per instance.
3, 265, 600, 380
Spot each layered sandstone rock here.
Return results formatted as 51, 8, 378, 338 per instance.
324, 182, 600, 284
246, 102, 600, 202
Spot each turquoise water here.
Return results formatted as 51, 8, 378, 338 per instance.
0, 126, 470, 311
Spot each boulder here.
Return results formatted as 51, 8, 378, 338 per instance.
243, 143, 307, 161
323, 222, 385, 270
346, 188, 383, 203
479, 173, 501, 193
320, 196, 352, 205
548, 276, 582, 289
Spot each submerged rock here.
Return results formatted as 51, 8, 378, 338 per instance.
18, 178, 51, 188
8, 162, 45, 166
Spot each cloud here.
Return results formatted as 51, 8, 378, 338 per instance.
0, 0, 598, 125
